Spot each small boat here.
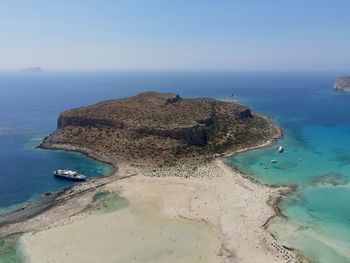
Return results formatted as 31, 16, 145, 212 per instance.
53, 169, 86, 181
271, 160, 278, 163
278, 146, 284, 153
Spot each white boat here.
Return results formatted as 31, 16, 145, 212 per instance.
278, 146, 284, 153
53, 169, 86, 181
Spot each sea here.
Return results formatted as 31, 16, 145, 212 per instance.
0, 71, 349, 262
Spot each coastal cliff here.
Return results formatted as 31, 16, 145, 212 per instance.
334, 77, 350, 92
41, 92, 280, 165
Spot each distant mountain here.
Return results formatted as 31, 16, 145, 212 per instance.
21, 67, 44, 73
334, 76, 350, 92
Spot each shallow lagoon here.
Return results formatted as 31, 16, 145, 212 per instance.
227, 104, 350, 260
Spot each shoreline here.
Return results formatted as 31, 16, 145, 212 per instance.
19, 158, 298, 263
0, 121, 306, 262
38, 140, 119, 172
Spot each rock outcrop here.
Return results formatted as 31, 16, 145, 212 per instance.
334, 77, 350, 92
41, 92, 280, 164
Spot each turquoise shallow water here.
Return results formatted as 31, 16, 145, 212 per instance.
228, 125, 350, 186
227, 127, 350, 261
0, 235, 22, 263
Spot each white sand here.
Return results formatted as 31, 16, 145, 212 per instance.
21, 160, 297, 263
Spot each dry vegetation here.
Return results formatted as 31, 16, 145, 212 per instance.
41, 92, 279, 165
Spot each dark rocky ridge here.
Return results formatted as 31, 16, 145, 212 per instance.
334, 76, 350, 92
41, 92, 280, 165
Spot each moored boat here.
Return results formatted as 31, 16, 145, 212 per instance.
53, 169, 86, 181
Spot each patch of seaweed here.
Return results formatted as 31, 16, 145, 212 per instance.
334, 149, 350, 166
86, 191, 129, 214
0, 234, 22, 263
309, 172, 349, 187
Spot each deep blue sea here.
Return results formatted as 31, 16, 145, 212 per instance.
0, 71, 349, 262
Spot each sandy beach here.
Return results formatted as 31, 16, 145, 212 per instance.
20, 159, 297, 263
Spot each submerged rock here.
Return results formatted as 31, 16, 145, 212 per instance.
309, 172, 349, 187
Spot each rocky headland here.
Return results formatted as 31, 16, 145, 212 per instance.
40, 92, 280, 167
334, 76, 350, 92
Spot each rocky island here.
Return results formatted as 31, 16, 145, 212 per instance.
21, 67, 44, 73
41, 92, 280, 167
334, 76, 350, 92
1, 92, 301, 263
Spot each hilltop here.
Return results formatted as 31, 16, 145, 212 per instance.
40, 92, 280, 165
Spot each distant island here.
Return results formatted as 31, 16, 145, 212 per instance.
21, 67, 44, 73
334, 76, 350, 92
40, 92, 281, 166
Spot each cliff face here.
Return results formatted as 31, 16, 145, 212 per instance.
41, 92, 279, 164
334, 77, 350, 92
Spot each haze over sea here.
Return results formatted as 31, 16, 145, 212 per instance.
0, 71, 349, 262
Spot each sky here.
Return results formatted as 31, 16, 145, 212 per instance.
0, 0, 349, 71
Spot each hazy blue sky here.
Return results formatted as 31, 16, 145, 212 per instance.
0, 0, 349, 71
